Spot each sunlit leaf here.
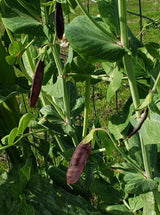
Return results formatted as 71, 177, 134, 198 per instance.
65, 15, 125, 63
18, 113, 33, 135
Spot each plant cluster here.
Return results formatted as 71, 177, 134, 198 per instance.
0, 0, 160, 214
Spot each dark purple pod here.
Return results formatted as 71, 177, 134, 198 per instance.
66, 141, 92, 184
55, 3, 64, 40
29, 59, 44, 108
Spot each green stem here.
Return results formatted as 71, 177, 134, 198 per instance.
54, 134, 65, 152
91, 148, 106, 155
118, 4, 156, 210
139, 135, 152, 179
5, 28, 14, 43
152, 70, 160, 93
118, 1, 140, 112
67, 73, 111, 82
82, 78, 90, 139
42, 91, 65, 120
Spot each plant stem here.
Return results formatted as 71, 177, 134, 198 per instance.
123, 54, 140, 111
49, 131, 65, 152
118, 0, 140, 112
139, 135, 152, 179
82, 78, 90, 139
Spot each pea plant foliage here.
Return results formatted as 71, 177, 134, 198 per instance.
0, 0, 160, 214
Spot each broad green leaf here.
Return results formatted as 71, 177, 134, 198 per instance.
138, 113, 160, 145
145, 42, 160, 60
108, 99, 134, 139
71, 97, 85, 118
66, 81, 78, 110
98, 0, 119, 35
124, 172, 158, 194
65, 15, 125, 63
18, 197, 35, 215
2, 16, 43, 35
107, 68, 123, 102
39, 105, 74, 135
98, 130, 114, 157
8, 41, 23, 55
42, 61, 57, 85
18, 113, 33, 135
8, 127, 18, 146
128, 195, 144, 212
43, 76, 63, 98
6, 41, 23, 65
4, 0, 41, 20
83, 130, 95, 145
70, 55, 95, 82
5, 55, 17, 65
90, 178, 122, 205
19, 159, 32, 182
127, 133, 143, 168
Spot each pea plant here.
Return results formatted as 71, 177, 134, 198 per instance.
0, 0, 160, 214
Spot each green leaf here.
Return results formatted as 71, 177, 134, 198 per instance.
5, 55, 17, 65
9, 41, 23, 55
83, 130, 95, 145
2, 0, 43, 36
71, 97, 85, 118
4, 0, 41, 20
65, 15, 125, 63
98, 0, 119, 35
136, 93, 153, 111
108, 100, 134, 139
145, 42, 160, 60
18, 197, 35, 215
8, 127, 18, 145
107, 68, 123, 102
124, 172, 158, 194
90, 178, 122, 205
98, 130, 114, 157
39, 105, 74, 135
19, 159, 32, 182
43, 76, 63, 98
38, 139, 50, 157
1, 135, 9, 145
128, 195, 144, 212
70, 55, 95, 82
0, 91, 17, 104
138, 113, 160, 145
18, 113, 33, 135
5, 40, 24, 65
